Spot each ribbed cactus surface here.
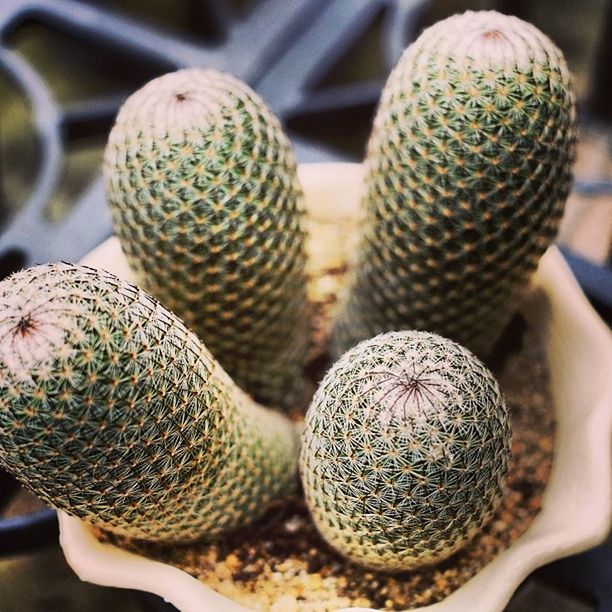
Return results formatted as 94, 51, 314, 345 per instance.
104, 68, 309, 409
333, 11, 576, 358
300, 331, 510, 571
0, 263, 299, 542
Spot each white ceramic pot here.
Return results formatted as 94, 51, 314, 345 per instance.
59, 163, 612, 612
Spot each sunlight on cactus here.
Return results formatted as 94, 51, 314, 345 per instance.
104, 68, 310, 409
0, 263, 299, 541
333, 11, 577, 358
300, 330, 511, 571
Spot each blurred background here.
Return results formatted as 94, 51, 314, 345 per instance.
0, 0, 610, 610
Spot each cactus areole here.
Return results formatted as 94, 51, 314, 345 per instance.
0, 263, 299, 542
300, 331, 511, 571
333, 11, 576, 358
104, 68, 310, 410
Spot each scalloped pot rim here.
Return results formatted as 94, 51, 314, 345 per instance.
59, 163, 612, 612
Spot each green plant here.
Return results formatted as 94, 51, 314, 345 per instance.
333, 11, 576, 358
300, 330, 510, 571
104, 68, 310, 409
0, 263, 299, 542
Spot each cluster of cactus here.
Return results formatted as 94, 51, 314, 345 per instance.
332, 10, 576, 358
300, 330, 511, 571
104, 68, 309, 409
0, 263, 298, 541
0, 8, 575, 577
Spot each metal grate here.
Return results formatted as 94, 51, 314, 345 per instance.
0, 1, 610, 610
0, 0, 432, 271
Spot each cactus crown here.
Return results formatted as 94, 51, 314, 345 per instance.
300, 330, 511, 571
104, 68, 310, 409
333, 10, 576, 358
0, 263, 298, 542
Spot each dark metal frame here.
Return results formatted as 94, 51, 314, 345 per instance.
0, 0, 431, 270
0, 1, 610, 609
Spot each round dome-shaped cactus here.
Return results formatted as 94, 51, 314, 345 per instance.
0, 263, 299, 542
333, 11, 576, 358
300, 330, 511, 571
104, 68, 310, 409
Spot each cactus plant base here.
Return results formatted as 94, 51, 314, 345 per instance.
60, 164, 612, 612
89, 323, 552, 610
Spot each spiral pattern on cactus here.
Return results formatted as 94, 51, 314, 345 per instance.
0, 263, 299, 542
333, 11, 576, 358
104, 68, 309, 409
300, 330, 510, 571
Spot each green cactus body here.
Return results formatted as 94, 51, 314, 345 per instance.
300, 330, 510, 571
0, 263, 298, 542
104, 68, 309, 409
333, 11, 576, 357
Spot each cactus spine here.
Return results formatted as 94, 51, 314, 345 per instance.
333, 11, 576, 357
104, 68, 309, 409
0, 263, 299, 542
300, 330, 510, 571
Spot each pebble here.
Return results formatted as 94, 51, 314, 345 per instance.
270, 595, 298, 612
284, 516, 305, 534
225, 553, 241, 572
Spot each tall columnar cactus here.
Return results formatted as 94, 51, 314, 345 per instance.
333, 11, 576, 358
0, 263, 299, 542
300, 331, 510, 571
104, 68, 309, 409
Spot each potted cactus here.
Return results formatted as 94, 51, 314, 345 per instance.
300, 329, 512, 573
56, 162, 612, 612
332, 11, 576, 360
103, 68, 311, 410
1, 9, 611, 612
